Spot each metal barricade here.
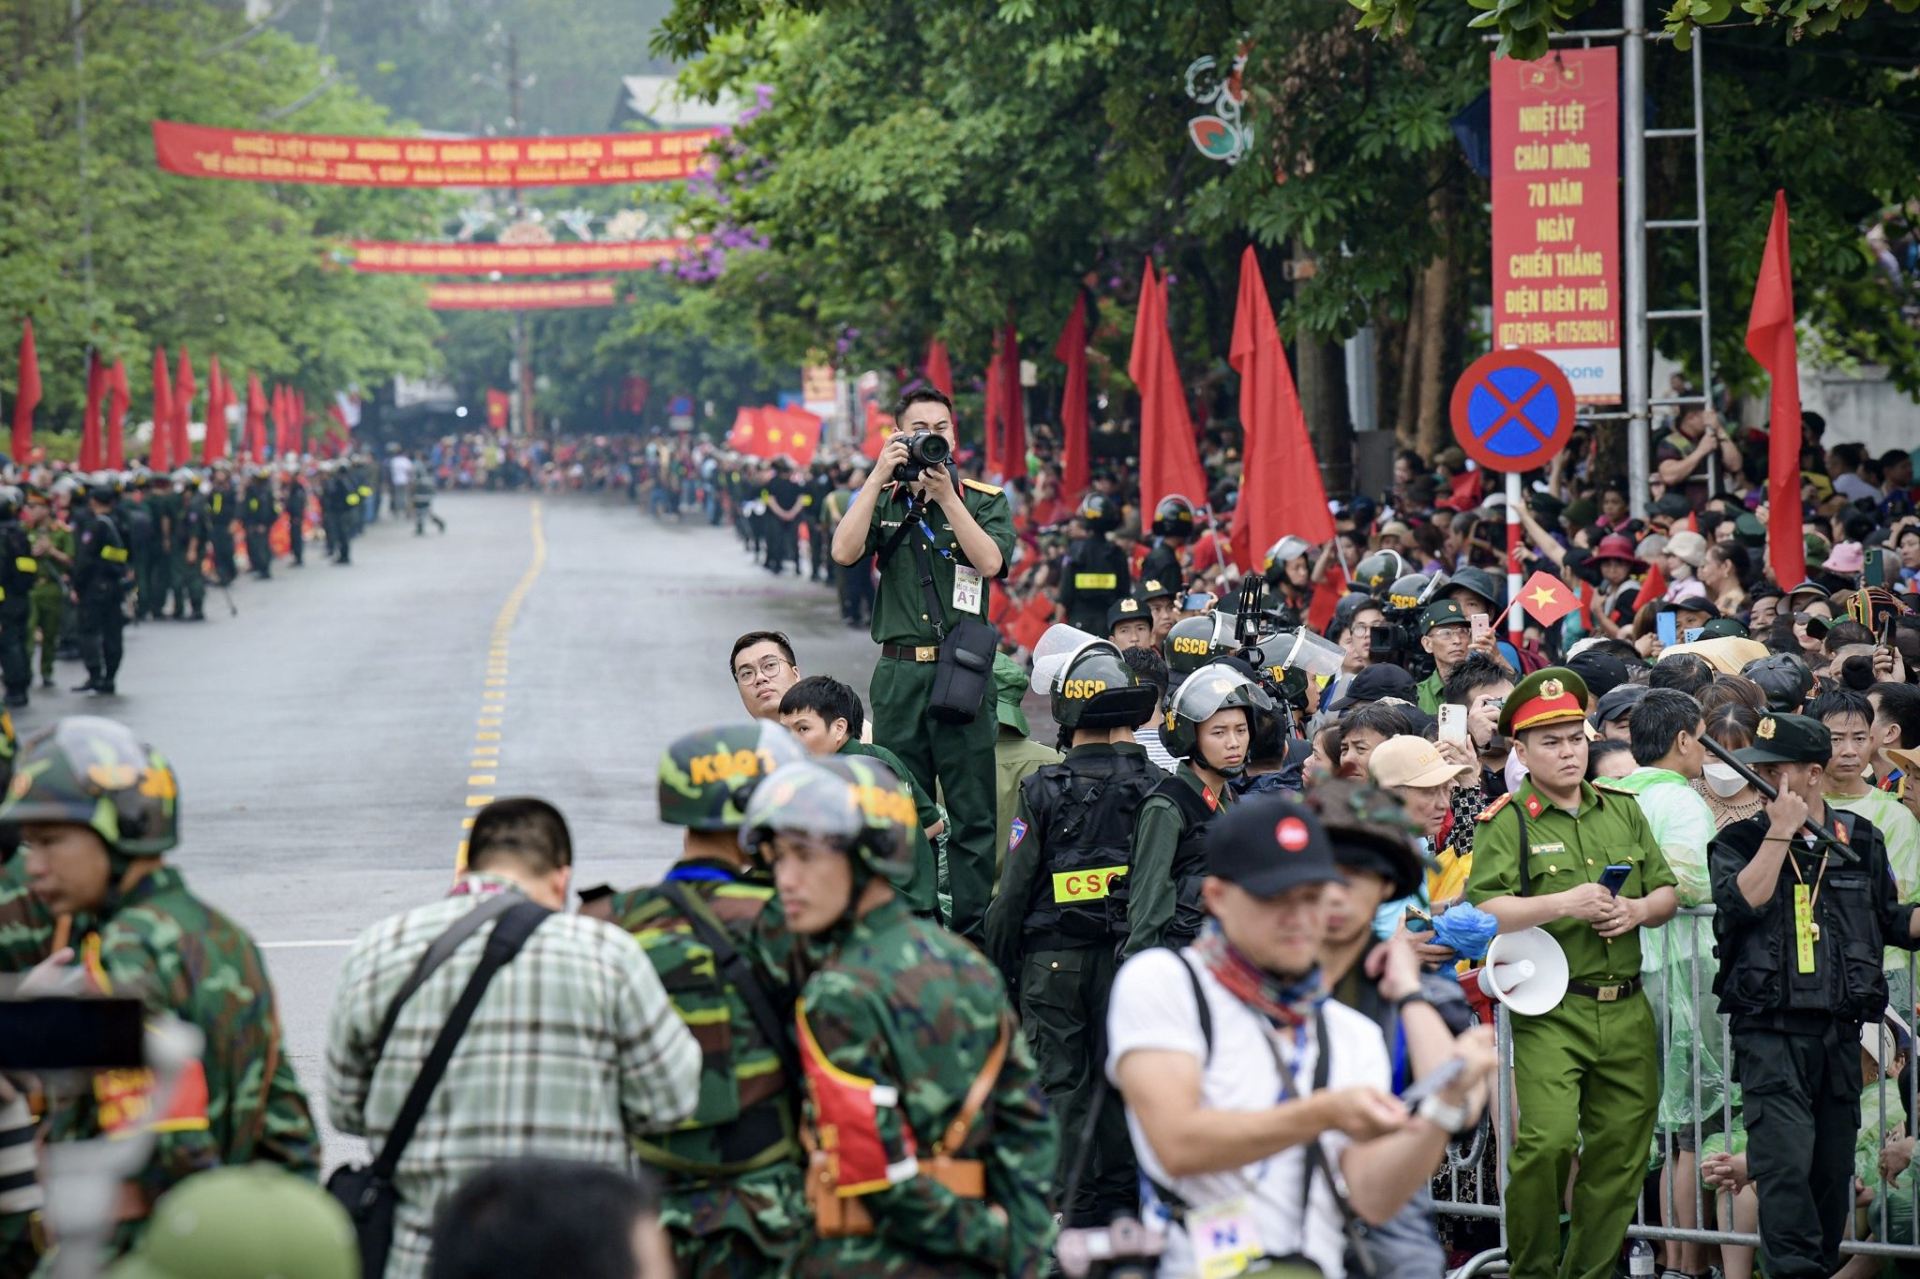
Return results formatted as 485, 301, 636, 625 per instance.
1433, 905, 1920, 1275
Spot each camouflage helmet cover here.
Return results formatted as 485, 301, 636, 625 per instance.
0, 716, 179, 860
738, 755, 917, 888
657, 720, 806, 830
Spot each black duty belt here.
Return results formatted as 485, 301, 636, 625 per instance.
880, 643, 940, 663
1566, 975, 1643, 1002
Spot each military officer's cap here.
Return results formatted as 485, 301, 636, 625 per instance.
1106, 595, 1148, 636
1735, 712, 1831, 766
1419, 598, 1469, 635
1498, 666, 1591, 737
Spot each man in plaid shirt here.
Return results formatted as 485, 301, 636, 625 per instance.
326, 799, 700, 1279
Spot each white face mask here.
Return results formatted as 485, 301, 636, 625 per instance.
1702, 760, 1748, 798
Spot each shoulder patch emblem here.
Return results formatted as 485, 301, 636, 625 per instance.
1524, 793, 1543, 818
961, 478, 1004, 496
1008, 817, 1027, 852
1476, 793, 1511, 823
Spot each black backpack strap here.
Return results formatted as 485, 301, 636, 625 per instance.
1299, 1005, 1378, 1277
655, 881, 800, 1088
367, 899, 549, 1180
367, 891, 522, 1065
1177, 949, 1214, 1063
1514, 801, 1532, 898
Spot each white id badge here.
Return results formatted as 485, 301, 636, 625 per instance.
952, 564, 984, 613
1189, 1196, 1263, 1279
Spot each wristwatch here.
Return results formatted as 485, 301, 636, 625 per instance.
1416, 1094, 1471, 1135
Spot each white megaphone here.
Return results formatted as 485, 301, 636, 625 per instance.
1476, 928, 1570, 1016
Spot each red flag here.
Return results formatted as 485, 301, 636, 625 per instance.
81, 352, 106, 472
983, 346, 1004, 477
245, 372, 266, 463
486, 389, 511, 432
1515, 570, 1580, 626
172, 347, 195, 465
1128, 259, 1208, 534
860, 398, 892, 459
273, 385, 288, 455
11, 319, 41, 466
1639, 557, 1667, 605
150, 347, 174, 470
924, 339, 953, 399
203, 356, 228, 463
1055, 296, 1091, 506
1746, 190, 1806, 589
997, 322, 1027, 484
106, 360, 129, 469
1228, 247, 1335, 572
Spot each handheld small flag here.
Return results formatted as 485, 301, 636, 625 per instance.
1516, 570, 1579, 626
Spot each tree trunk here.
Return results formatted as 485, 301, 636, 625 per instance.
1414, 250, 1451, 459
1297, 332, 1352, 498
1395, 275, 1424, 448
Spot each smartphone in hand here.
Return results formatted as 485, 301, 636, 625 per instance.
1598, 863, 1632, 896
1656, 612, 1678, 649
1437, 703, 1470, 746
1471, 613, 1491, 645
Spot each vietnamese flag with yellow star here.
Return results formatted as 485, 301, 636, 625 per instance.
1516, 570, 1580, 626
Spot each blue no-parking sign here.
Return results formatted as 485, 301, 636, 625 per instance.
1447, 349, 1576, 474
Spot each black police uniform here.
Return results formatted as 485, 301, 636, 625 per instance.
72, 504, 129, 693
1139, 537, 1185, 591
1059, 533, 1131, 635
206, 478, 239, 584
1712, 796, 1920, 1277
284, 475, 308, 563
242, 479, 277, 578
0, 513, 36, 705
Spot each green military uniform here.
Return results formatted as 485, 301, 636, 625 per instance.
26, 518, 72, 685
171, 490, 209, 619
1118, 763, 1229, 959
609, 869, 804, 1274
860, 475, 1016, 941
205, 477, 238, 584
149, 485, 187, 618
612, 721, 809, 1276
991, 654, 1062, 875
1465, 667, 1677, 1279
2, 718, 318, 1264
1414, 597, 1468, 714
839, 738, 941, 917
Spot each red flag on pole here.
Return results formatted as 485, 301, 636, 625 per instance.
245, 372, 266, 463
1228, 247, 1335, 572
983, 346, 1004, 477
203, 356, 228, 463
1055, 296, 1090, 506
150, 347, 174, 470
1746, 190, 1806, 590
12, 319, 41, 466
1514, 569, 1581, 626
1638, 557, 1668, 605
106, 360, 129, 470
486, 389, 511, 432
172, 347, 195, 466
1128, 259, 1208, 534
997, 322, 1027, 484
81, 353, 106, 472
924, 339, 953, 399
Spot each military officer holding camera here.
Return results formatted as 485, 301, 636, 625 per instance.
831, 386, 1015, 942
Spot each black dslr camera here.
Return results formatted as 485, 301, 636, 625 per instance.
894, 429, 952, 482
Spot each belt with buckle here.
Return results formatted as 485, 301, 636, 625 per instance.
1566, 976, 1643, 1002
880, 643, 941, 663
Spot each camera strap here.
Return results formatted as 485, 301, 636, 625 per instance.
876, 492, 955, 643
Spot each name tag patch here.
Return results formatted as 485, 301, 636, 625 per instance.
1052, 866, 1126, 903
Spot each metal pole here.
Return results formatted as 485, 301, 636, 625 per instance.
73, 0, 93, 322
507, 30, 529, 440
1506, 471, 1523, 641
1691, 35, 1715, 491
1623, 0, 1651, 519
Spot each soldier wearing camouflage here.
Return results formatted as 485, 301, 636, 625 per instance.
3, 717, 319, 1263
606, 721, 809, 1277
741, 755, 1060, 1277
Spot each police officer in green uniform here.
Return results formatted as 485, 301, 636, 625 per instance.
607, 722, 809, 1276
172, 472, 209, 620
984, 634, 1161, 1227
739, 754, 1058, 1277
241, 469, 277, 579
23, 491, 71, 688
1708, 712, 1920, 1278
1465, 666, 1681, 1279
828, 386, 1015, 943
1059, 494, 1131, 635
1115, 661, 1270, 959
205, 463, 238, 585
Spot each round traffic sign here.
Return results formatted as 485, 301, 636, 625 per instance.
1448, 350, 1576, 474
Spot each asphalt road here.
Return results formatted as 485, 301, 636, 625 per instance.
12, 490, 883, 1164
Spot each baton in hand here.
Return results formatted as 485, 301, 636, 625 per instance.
1701, 736, 1857, 864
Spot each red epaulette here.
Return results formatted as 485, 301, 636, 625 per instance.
1476, 793, 1512, 823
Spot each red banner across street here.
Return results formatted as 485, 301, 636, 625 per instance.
426, 280, 619, 310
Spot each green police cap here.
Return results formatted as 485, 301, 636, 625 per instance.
1497, 666, 1592, 738
1735, 712, 1831, 766
993, 652, 1031, 737
1419, 599, 1469, 636
106, 1166, 357, 1279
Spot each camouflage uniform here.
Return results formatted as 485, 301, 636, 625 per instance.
742, 755, 1060, 1277
609, 722, 809, 1277
2, 717, 319, 1264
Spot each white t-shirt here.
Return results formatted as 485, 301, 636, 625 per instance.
1106, 947, 1391, 1279
389, 454, 415, 487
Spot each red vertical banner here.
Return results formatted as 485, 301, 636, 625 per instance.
1054, 296, 1090, 505
924, 339, 953, 399
1490, 48, 1621, 403
12, 319, 40, 465
486, 389, 511, 431
150, 348, 174, 470
107, 360, 129, 469
1747, 190, 1805, 590
172, 347, 195, 465
81, 353, 106, 472
204, 356, 229, 463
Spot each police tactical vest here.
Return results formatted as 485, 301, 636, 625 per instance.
1111, 775, 1217, 951
1021, 751, 1163, 945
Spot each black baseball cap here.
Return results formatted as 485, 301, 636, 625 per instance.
1206, 793, 1345, 899
1564, 649, 1630, 701
1328, 664, 1420, 711
1591, 682, 1650, 728
1736, 712, 1831, 766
